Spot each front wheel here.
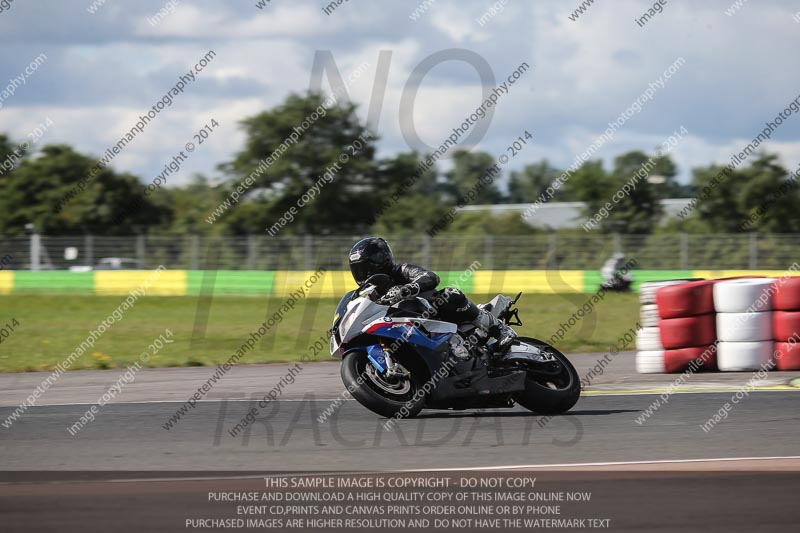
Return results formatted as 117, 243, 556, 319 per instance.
511, 337, 581, 415
341, 350, 426, 419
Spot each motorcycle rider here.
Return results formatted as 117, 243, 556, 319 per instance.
348, 237, 516, 350
601, 253, 633, 289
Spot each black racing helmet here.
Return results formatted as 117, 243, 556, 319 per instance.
349, 237, 394, 284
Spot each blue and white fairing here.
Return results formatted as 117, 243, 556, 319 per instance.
329, 288, 456, 372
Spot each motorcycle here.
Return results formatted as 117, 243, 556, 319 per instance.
600, 273, 633, 292
329, 273, 581, 419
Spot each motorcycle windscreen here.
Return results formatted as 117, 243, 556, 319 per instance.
332, 290, 357, 330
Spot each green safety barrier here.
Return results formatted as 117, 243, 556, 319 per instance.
186, 270, 275, 296
7, 269, 798, 296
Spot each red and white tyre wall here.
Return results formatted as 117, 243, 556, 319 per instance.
713, 279, 776, 371
771, 278, 800, 370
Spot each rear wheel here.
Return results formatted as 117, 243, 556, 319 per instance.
511, 337, 581, 415
341, 350, 426, 419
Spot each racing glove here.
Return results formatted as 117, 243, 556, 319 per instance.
379, 283, 420, 305
400, 282, 421, 299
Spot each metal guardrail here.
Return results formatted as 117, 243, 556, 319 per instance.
0, 233, 796, 271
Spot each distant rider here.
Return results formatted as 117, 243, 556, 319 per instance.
348, 237, 516, 349
601, 253, 632, 287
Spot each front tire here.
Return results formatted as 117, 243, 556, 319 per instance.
341, 350, 426, 419
511, 338, 581, 415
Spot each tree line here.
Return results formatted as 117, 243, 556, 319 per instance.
1, 92, 798, 236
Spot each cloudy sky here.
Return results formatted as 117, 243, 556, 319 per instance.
1, 0, 800, 189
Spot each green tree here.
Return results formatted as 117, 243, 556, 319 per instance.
370, 151, 448, 234
564, 153, 665, 233
374, 151, 440, 198
441, 211, 538, 236
648, 153, 800, 234
0, 145, 169, 235
165, 175, 228, 235
373, 194, 446, 236
737, 154, 800, 232
443, 150, 503, 204
0, 134, 24, 175
689, 163, 745, 233
606, 151, 664, 233
508, 160, 562, 203
562, 160, 610, 208
222, 92, 377, 234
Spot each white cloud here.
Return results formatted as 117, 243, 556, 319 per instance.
429, 3, 488, 43
1, 0, 799, 188
133, 3, 332, 39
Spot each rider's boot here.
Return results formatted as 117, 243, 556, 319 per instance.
473, 308, 517, 349
449, 335, 471, 360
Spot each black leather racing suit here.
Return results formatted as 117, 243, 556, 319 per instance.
382, 263, 480, 324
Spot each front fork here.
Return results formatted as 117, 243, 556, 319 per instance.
366, 343, 408, 378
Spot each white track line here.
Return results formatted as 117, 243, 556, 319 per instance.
397, 455, 800, 473
582, 387, 798, 397
0, 398, 354, 408
1, 387, 796, 408
5, 456, 798, 486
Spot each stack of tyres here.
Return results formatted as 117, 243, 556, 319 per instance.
713, 279, 776, 371
771, 277, 800, 370
636, 280, 696, 373
655, 280, 719, 373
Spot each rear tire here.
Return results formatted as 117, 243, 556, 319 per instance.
511, 338, 581, 415
341, 350, 426, 419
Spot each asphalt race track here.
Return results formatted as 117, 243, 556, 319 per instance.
2, 352, 800, 471
1, 390, 799, 471
0, 386, 800, 471
2, 353, 800, 531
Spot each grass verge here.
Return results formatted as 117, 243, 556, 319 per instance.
0, 292, 639, 372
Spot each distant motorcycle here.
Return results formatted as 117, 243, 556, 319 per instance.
600, 253, 634, 292
600, 274, 633, 292
329, 273, 581, 419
